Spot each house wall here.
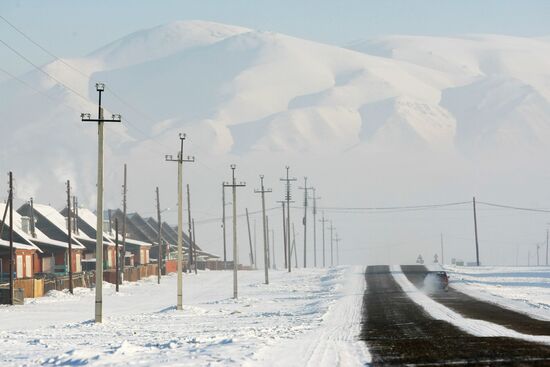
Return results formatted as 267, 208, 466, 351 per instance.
0, 250, 36, 279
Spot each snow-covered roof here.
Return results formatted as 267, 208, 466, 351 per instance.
29, 203, 86, 250
0, 203, 43, 253
0, 239, 37, 251
75, 207, 116, 246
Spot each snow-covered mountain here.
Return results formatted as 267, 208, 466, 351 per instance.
2, 21, 550, 264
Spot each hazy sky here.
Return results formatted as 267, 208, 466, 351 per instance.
1, 0, 550, 78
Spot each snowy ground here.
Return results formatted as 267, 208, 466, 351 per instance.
0, 266, 369, 366
444, 265, 550, 321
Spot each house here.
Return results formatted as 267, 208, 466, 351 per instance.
57, 206, 118, 269
17, 202, 86, 273
0, 239, 38, 280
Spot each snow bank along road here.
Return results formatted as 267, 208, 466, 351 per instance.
361, 265, 550, 365
0, 266, 369, 366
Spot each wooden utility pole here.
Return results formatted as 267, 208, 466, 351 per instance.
66, 180, 73, 294
473, 197, 480, 266
278, 201, 287, 269
222, 184, 227, 270
30, 197, 36, 237
81, 82, 121, 323
72, 196, 77, 234
186, 184, 193, 273
115, 218, 119, 292
121, 164, 127, 278
329, 222, 335, 267
298, 177, 313, 268
319, 213, 328, 268
253, 219, 257, 270
246, 208, 254, 267
223, 165, 246, 299
165, 133, 195, 310
156, 186, 163, 284
8, 171, 14, 305
312, 188, 320, 267
192, 218, 197, 274
280, 167, 296, 272
254, 175, 271, 284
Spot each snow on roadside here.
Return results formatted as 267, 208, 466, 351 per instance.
390, 265, 550, 344
0, 266, 367, 366
444, 265, 550, 321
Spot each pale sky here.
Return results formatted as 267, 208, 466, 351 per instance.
1, 0, 549, 78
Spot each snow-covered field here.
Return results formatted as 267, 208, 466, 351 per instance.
0, 266, 369, 366
444, 265, 550, 321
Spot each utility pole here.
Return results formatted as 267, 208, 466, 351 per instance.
319, 213, 328, 268
186, 184, 193, 273
115, 218, 119, 292
278, 201, 287, 269
537, 244, 540, 266
81, 82, 121, 323
312, 188, 320, 267
192, 218, 197, 274
280, 167, 296, 272
329, 222, 335, 267
121, 164, 127, 278
223, 165, 246, 299
440, 233, 444, 265
66, 180, 73, 294
254, 175, 271, 284
473, 197, 480, 266
222, 184, 227, 270
246, 208, 254, 267
156, 186, 163, 284
165, 133, 195, 310
30, 197, 36, 237
298, 177, 313, 268
72, 196, 77, 234
8, 171, 14, 305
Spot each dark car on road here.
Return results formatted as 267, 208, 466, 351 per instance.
423, 271, 449, 291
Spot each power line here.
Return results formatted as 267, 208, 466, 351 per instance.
316, 201, 471, 211
477, 201, 550, 213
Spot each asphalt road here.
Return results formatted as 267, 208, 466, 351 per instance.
361, 265, 550, 366
402, 265, 550, 336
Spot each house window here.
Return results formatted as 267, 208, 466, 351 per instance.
16, 255, 23, 278
75, 253, 82, 272
25, 255, 32, 277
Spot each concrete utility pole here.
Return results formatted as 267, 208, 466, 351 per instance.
271, 229, 276, 270
8, 171, 14, 305
121, 164, 127, 278
253, 219, 257, 270
165, 133, 195, 310
156, 187, 163, 284
186, 184, 193, 273
319, 213, 328, 268
278, 201, 287, 269
115, 218, 120, 292
66, 180, 73, 294
246, 208, 254, 267
329, 222, 336, 267
312, 188, 320, 267
81, 82, 121, 323
223, 165, 246, 299
298, 177, 313, 268
222, 184, 227, 270
255, 175, 271, 284
280, 167, 296, 272
472, 197, 480, 266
